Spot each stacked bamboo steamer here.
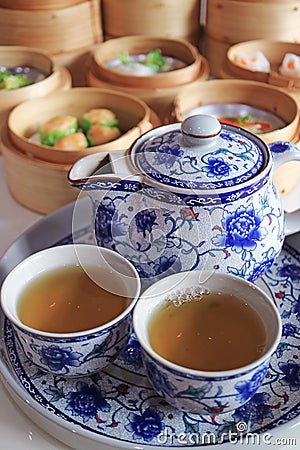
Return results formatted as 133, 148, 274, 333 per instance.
101, 0, 201, 47
204, 0, 300, 77
0, 0, 103, 86
0, 88, 161, 214
0, 46, 71, 124
86, 35, 210, 122
220, 40, 300, 108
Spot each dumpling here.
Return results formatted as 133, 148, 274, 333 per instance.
235, 51, 270, 73
39, 115, 78, 147
81, 108, 118, 133
87, 124, 121, 146
54, 132, 88, 150
279, 53, 300, 78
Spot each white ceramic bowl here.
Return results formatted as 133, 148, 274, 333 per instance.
133, 270, 282, 415
1, 244, 141, 377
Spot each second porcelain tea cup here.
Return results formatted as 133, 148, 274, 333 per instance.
133, 270, 282, 415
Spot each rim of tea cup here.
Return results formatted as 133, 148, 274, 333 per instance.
133, 270, 282, 378
1, 244, 141, 339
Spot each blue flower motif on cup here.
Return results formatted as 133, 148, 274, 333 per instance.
37, 344, 82, 373
66, 382, 110, 422
125, 407, 164, 442
135, 209, 158, 238
201, 156, 232, 179
235, 364, 269, 403
279, 360, 300, 391
277, 264, 300, 282
153, 143, 184, 169
145, 361, 175, 398
223, 204, 264, 254
233, 392, 273, 425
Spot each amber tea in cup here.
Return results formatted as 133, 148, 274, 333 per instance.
148, 290, 267, 371
18, 265, 130, 334
1, 244, 141, 377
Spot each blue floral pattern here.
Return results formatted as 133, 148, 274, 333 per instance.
224, 204, 264, 252
277, 264, 300, 281
66, 382, 110, 421
235, 364, 269, 402
153, 143, 184, 169
279, 360, 300, 391
35, 344, 82, 372
135, 209, 157, 238
125, 408, 164, 442
201, 156, 232, 179
91, 175, 283, 282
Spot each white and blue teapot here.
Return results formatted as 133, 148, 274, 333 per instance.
69, 114, 300, 282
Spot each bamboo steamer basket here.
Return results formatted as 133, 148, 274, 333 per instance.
7, 87, 161, 165
221, 40, 300, 107
91, 36, 202, 88
1, 124, 78, 215
169, 79, 300, 199
101, 0, 201, 46
204, 0, 300, 77
52, 45, 95, 87
0, 0, 103, 54
0, 46, 72, 127
168, 79, 300, 145
86, 36, 210, 121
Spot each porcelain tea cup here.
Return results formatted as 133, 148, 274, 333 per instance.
1, 244, 141, 377
133, 270, 282, 415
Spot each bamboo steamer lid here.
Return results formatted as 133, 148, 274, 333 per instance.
0, 0, 103, 54
168, 79, 300, 145
7, 87, 161, 165
204, 0, 300, 77
0, 124, 78, 215
102, 0, 201, 46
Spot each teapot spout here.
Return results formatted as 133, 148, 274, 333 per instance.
68, 150, 131, 188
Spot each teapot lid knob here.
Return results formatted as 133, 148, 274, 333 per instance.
181, 114, 221, 147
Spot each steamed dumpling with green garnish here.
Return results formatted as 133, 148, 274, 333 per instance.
87, 124, 121, 146
39, 115, 78, 147
104, 49, 186, 76
54, 132, 88, 150
81, 108, 121, 146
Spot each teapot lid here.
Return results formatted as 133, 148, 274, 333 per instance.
131, 115, 268, 190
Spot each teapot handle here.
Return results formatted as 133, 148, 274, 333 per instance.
269, 141, 300, 235
269, 141, 300, 170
